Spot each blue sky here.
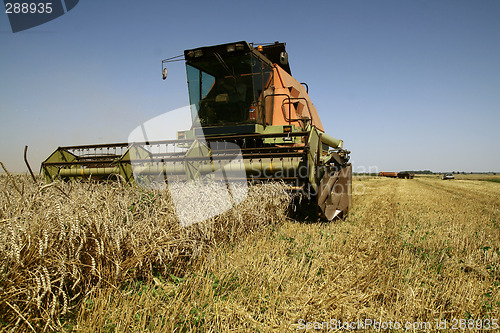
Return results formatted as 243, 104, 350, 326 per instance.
1, 0, 499, 173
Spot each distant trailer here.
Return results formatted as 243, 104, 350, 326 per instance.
379, 172, 414, 179
379, 172, 398, 178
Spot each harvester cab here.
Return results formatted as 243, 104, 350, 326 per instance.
176, 41, 323, 134
42, 41, 352, 220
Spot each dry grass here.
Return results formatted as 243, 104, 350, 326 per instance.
450, 174, 500, 183
1, 173, 499, 332
414, 173, 500, 182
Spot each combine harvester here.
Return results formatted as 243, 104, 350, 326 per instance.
42, 41, 352, 220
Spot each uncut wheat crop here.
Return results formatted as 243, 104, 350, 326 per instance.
0, 174, 289, 331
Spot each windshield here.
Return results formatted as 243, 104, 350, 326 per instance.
186, 53, 272, 126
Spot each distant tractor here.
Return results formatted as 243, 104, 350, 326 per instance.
379, 171, 414, 179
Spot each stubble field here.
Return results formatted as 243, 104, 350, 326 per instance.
0, 173, 499, 331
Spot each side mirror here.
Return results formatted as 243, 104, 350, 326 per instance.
280, 51, 288, 65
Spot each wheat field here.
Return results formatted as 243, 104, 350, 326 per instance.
0, 173, 499, 332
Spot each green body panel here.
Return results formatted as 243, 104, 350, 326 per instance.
129, 159, 301, 177
306, 127, 320, 192
58, 167, 120, 178
179, 124, 303, 144
321, 133, 343, 149
53, 155, 301, 180
42, 149, 78, 182
120, 145, 153, 183
184, 140, 212, 180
